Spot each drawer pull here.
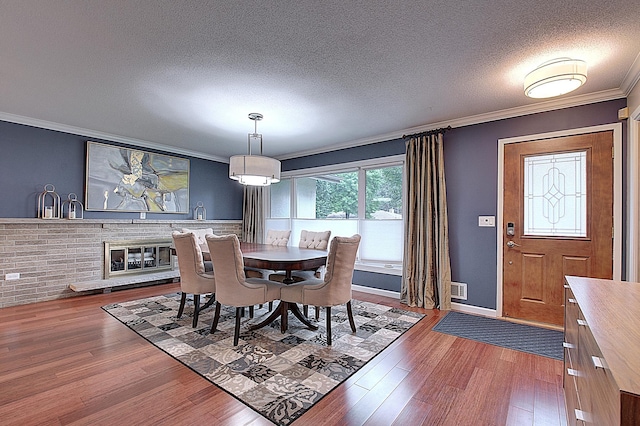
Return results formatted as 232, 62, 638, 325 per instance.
575, 409, 591, 422
592, 356, 606, 369
563, 342, 575, 349
577, 319, 587, 327
568, 298, 577, 304
567, 368, 579, 377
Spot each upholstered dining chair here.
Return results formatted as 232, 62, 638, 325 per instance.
245, 229, 292, 279
269, 230, 331, 283
280, 234, 361, 345
269, 229, 331, 318
172, 231, 216, 328
206, 234, 285, 346
180, 227, 214, 271
265, 229, 291, 246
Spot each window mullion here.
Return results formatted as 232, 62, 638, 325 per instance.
358, 167, 365, 220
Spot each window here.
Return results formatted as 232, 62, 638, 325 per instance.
266, 156, 404, 273
523, 151, 587, 237
270, 178, 290, 218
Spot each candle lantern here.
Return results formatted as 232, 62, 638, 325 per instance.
62, 193, 84, 219
37, 184, 61, 219
193, 201, 206, 221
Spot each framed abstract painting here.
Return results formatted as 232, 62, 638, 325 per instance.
85, 141, 190, 213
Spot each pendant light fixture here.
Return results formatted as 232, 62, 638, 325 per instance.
228, 113, 281, 186
524, 58, 587, 99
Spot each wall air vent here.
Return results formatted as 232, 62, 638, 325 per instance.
451, 281, 468, 300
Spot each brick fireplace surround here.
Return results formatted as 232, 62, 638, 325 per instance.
0, 219, 242, 308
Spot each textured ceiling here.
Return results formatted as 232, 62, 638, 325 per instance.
1, 0, 639, 162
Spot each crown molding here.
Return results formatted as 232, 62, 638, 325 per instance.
0, 111, 230, 163
621, 51, 640, 96
1, 86, 628, 164
276, 88, 626, 161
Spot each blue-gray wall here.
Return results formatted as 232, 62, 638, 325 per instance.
283, 99, 628, 309
1, 98, 628, 308
0, 120, 243, 219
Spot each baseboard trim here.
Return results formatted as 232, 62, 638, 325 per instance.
352, 284, 400, 299
352, 286, 499, 318
451, 302, 497, 318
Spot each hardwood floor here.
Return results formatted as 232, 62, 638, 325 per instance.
0, 284, 567, 425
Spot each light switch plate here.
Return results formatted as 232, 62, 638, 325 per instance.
478, 216, 495, 227
5, 272, 20, 280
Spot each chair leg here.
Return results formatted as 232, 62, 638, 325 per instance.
326, 307, 332, 345
177, 292, 187, 318
210, 302, 222, 333
315, 306, 320, 321
346, 301, 356, 332
234, 307, 242, 346
280, 301, 288, 333
192, 294, 200, 328
201, 293, 216, 310
269, 301, 273, 311
303, 305, 309, 317
249, 306, 254, 318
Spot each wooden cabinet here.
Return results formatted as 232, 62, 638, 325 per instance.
564, 276, 640, 425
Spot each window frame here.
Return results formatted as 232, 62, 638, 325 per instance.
266, 155, 405, 275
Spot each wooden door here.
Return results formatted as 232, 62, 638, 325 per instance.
503, 131, 613, 326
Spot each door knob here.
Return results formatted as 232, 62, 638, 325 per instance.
506, 240, 520, 248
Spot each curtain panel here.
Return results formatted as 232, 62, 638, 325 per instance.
401, 132, 452, 310
242, 186, 265, 243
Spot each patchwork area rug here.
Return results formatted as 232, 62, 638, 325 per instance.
103, 294, 424, 425
432, 311, 563, 360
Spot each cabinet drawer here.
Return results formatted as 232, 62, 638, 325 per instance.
564, 362, 581, 426
564, 288, 579, 355
578, 321, 619, 425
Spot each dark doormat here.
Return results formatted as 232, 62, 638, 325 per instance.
432, 311, 563, 360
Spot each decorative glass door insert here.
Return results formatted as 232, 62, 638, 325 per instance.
523, 150, 587, 237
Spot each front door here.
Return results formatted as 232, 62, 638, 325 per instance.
503, 131, 613, 326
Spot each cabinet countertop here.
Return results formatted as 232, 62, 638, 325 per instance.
565, 276, 640, 397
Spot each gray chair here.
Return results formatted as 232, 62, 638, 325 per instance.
280, 234, 361, 345
172, 231, 216, 328
206, 234, 285, 346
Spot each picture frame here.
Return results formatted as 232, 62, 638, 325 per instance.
85, 141, 190, 213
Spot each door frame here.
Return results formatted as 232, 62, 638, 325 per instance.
496, 123, 623, 319
628, 106, 640, 282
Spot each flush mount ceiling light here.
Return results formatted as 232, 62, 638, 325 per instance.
229, 113, 281, 186
524, 58, 587, 99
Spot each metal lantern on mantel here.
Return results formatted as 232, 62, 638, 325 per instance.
62, 193, 84, 219
193, 201, 206, 221
37, 184, 61, 219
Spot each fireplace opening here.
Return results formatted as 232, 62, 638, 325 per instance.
104, 239, 173, 279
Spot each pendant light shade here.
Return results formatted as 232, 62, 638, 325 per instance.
229, 113, 281, 186
524, 58, 587, 99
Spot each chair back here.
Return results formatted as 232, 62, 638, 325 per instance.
265, 229, 291, 246
180, 227, 213, 253
205, 234, 254, 304
299, 230, 331, 250
322, 234, 361, 304
172, 231, 214, 294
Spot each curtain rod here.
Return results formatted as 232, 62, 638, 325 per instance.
402, 125, 452, 139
